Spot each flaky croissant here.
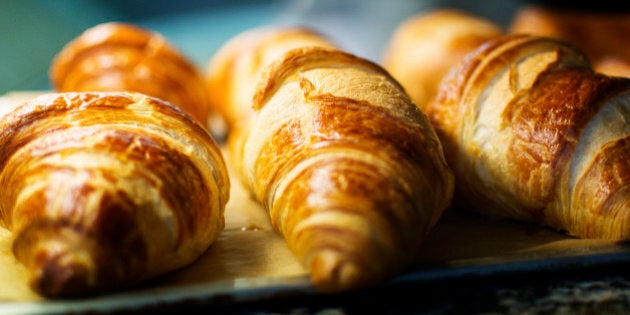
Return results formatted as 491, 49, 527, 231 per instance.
0, 92, 229, 297
207, 28, 454, 291
382, 9, 503, 111
49, 22, 212, 127
427, 33, 630, 239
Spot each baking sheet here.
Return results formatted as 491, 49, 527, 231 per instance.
0, 91, 629, 314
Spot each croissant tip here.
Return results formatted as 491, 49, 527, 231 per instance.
308, 251, 366, 292
30, 252, 95, 298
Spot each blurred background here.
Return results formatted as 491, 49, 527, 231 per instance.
1, 0, 537, 94
10, 0, 630, 97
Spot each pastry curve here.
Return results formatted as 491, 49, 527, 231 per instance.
427, 33, 630, 239
49, 22, 212, 127
207, 29, 454, 291
0, 91, 229, 297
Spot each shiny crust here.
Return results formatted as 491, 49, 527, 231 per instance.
510, 6, 630, 77
205, 26, 336, 131
382, 9, 503, 110
204, 26, 336, 183
233, 45, 454, 291
428, 33, 630, 239
0, 92, 229, 297
49, 22, 211, 126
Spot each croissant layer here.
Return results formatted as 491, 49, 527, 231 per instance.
427, 34, 630, 239
220, 42, 454, 291
49, 22, 212, 127
382, 9, 503, 111
205, 26, 336, 132
0, 92, 229, 297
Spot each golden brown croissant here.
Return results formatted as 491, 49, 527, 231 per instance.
49, 22, 212, 127
205, 26, 336, 182
382, 9, 503, 110
426, 33, 630, 239
0, 91, 229, 297
509, 5, 630, 77
207, 27, 454, 291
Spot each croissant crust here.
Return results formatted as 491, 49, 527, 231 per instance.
428, 34, 630, 239
0, 92, 229, 297
382, 9, 503, 110
49, 22, 212, 126
237, 46, 454, 291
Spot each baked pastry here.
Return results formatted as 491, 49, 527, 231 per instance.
205, 26, 336, 139
0, 92, 229, 297
382, 9, 503, 110
205, 26, 336, 180
510, 5, 630, 77
49, 22, 212, 128
427, 33, 630, 239
595, 57, 630, 78
207, 28, 454, 291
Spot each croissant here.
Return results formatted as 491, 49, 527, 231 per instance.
0, 91, 229, 297
509, 5, 630, 77
205, 26, 336, 182
382, 9, 503, 110
207, 27, 454, 291
49, 22, 212, 128
426, 33, 630, 239
205, 26, 336, 149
